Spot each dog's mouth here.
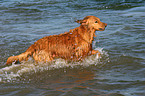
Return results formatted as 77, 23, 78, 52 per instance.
98, 28, 105, 31
97, 23, 107, 31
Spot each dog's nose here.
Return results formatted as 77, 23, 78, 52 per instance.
104, 23, 107, 27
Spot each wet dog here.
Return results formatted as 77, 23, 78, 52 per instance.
6, 16, 107, 65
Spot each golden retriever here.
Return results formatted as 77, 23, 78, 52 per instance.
6, 16, 107, 65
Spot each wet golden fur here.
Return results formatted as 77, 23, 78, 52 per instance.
6, 16, 107, 65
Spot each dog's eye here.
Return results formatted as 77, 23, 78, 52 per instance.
95, 21, 98, 23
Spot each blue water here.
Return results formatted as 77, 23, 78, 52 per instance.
0, 0, 145, 96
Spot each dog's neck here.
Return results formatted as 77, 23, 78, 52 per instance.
76, 25, 96, 44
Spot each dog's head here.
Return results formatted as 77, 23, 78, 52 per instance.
76, 16, 107, 31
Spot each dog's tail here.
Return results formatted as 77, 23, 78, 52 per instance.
6, 45, 36, 65
6, 52, 30, 65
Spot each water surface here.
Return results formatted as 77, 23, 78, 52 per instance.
0, 0, 145, 96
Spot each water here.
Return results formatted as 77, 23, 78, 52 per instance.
0, 0, 145, 96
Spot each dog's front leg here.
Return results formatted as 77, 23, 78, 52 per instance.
91, 50, 100, 57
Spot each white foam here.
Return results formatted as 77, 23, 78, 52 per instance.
0, 48, 109, 82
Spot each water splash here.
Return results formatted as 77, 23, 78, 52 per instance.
0, 48, 109, 83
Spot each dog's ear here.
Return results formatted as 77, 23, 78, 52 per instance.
75, 19, 87, 25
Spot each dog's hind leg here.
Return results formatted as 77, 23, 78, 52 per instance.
32, 50, 53, 63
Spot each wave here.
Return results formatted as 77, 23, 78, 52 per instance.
1, 0, 144, 14
121, 6, 145, 17
0, 48, 109, 83
93, 0, 145, 10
